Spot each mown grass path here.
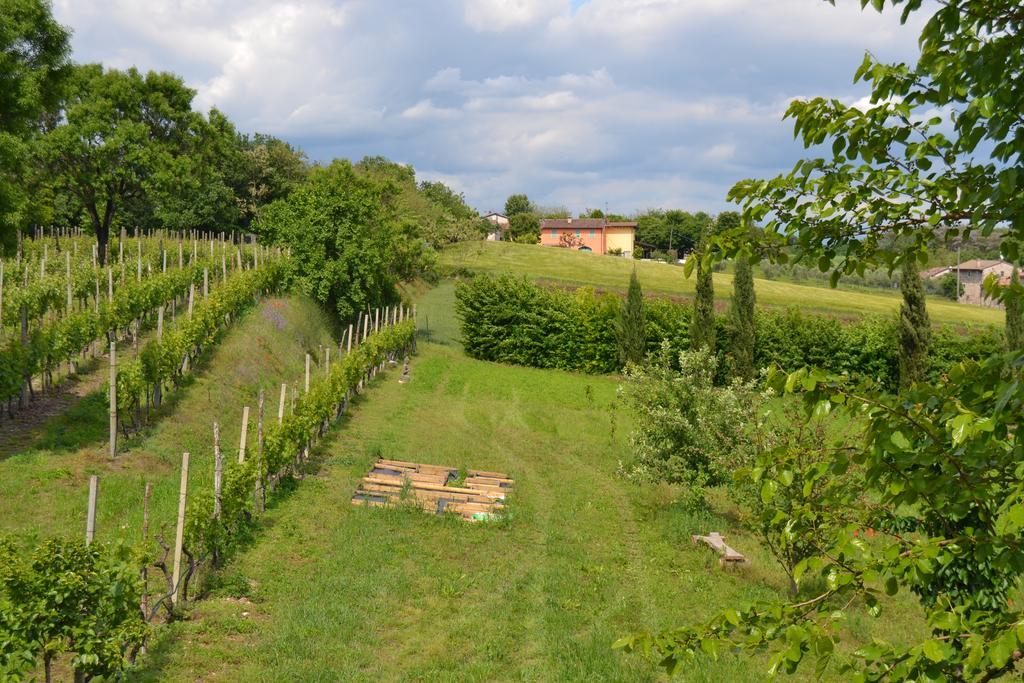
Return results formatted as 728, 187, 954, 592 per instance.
133, 341, 779, 681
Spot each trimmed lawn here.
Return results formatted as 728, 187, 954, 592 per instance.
441, 241, 1003, 327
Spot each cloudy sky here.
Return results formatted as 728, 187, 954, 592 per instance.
52, 0, 928, 215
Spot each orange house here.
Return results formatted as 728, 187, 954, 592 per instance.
539, 218, 637, 256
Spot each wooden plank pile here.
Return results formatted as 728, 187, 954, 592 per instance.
351, 458, 513, 521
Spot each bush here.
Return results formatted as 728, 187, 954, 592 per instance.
621, 347, 758, 508
456, 275, 1001, 387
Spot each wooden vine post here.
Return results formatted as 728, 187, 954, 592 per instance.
238, 406, 250, 464
141, 482, 152, 620
347, 324, 353, 353
85, 475, 98, 545
213, 422, 223, 520
109, 342, 117, 458
255, 390, 265, 512
305, 353, 311, 393
278, 383, 286, 424
171, 452, 190, 607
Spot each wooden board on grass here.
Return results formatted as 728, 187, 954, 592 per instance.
351, 459, 512, 521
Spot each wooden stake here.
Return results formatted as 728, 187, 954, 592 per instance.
65, 252, 72, 312
109, 342, 117, 458
157, 306, 164, 342
238, 406, 249, 464
141, 481, 152, 619
85, 475, 98, 545
171, 452, 190, 606
203, 268, 209, 297
305, 353, 311, 393
187, 283, 194, 319
278, 382, 286, 424
325, 347, 330, 375
213, 422, 223, 520
347, 323, 353, 353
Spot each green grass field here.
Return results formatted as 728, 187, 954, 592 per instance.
441, 241, 1003, 327
127, 286, 926, 682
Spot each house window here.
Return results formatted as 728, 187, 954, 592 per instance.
550, 229, 557, 237
576, 230, 581, 237
589, 230, 596, 237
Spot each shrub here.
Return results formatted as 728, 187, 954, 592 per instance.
622, 347, 757, 508
455, 275, 1002, 389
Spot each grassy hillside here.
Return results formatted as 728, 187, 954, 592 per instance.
133, 334, 926, 681
441, 241, 1003, 327
0, 294, 336, 544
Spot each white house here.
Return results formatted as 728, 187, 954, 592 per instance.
483, 212, 509, 241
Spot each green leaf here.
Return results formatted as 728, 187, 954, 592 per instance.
922, 639, 946, 663
761, 480, 779, 504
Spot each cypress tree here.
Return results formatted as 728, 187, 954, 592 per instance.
899, 258, 931, 388
1006, 266, 1023, 352
730, 255, 756, 379
617, 268, 647, 366
691, 241, 716, 353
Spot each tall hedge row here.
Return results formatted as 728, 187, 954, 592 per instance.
454, 274, 1002, 388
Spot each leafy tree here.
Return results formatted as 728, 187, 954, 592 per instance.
257, 159, 425, 321
504, 193, 532, 217
352, 157, 482, 247
730, 255, 756, 379
1006, 266, 1023, 351
898, 257, 931, 388
0, 0, 71, 249
938, 271, 963, 300
623, 346, 755, 509
617, 268, 646, 366
36, 65, 204, 264
690, 230, 716, 353
507, 212, 540, 244
715, 210, 741, 231
234, 130, 308, 229
623, 1, 1024, 679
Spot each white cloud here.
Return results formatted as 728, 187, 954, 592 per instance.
401, 99, 462, 120
702, 143, 737, 164
53, 0, 931, 214
462, 0, 567, 31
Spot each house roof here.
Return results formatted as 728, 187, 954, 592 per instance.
920, 266, 951, 279
955, 259, 1008, 271
483, 212, 507, 219
539, 218, 637, 230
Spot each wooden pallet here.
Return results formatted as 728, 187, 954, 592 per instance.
351, 459, 513, 521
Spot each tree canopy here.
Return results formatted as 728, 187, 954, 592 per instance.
624, 1, 1024, 680
0, 0, 71, 247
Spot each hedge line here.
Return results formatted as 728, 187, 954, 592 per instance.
454, 274, 1002, 388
